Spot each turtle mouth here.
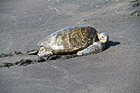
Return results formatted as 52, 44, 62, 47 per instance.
100, 40, 106, 43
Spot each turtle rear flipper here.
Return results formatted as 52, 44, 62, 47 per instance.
27, 50, 38, 55
37, 47, 53, 57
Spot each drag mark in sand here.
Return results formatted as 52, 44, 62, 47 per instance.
130, 0, 140, 16
0, 41, 120, 68
0, 50, 78, 68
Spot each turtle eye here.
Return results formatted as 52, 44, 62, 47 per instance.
102, 35, 104, 38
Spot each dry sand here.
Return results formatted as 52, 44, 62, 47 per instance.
0, 0, 140, 93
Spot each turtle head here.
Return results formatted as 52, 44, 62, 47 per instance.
97, 32, 109, 43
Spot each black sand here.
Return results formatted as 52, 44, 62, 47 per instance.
0, 0, 140, 93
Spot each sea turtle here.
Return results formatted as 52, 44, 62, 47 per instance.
38, 26, 109, 57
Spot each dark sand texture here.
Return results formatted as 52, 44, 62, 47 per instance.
0, 0, 140, 93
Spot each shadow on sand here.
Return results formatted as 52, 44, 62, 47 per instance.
105, 41, 120, 50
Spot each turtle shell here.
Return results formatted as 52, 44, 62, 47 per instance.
38, 26, 99, 54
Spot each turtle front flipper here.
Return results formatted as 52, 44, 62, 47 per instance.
77, 42, 105, 56
38, 47, 53, 57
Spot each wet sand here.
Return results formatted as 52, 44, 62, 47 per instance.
0, 0, 140, 93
